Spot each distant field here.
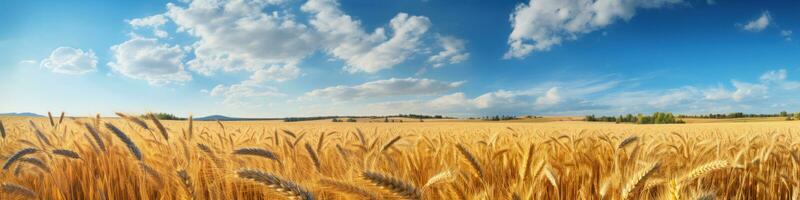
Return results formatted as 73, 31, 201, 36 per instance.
1, 115, 798, 199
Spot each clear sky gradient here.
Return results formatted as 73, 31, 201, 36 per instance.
1, 0, 799, 118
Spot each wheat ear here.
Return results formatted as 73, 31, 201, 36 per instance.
147, 113, 168, 141
104, 123, 143, 160
381, 136, 402, 152
304, 143, 321, 171
0, 120, 5, 138
2, 182, 36, 198
29, 120, 52, 146
319, 178, 380, 200
3, 148, 38, 170
52, 149, 81, 159
618, 135, 639, 149
19, 157, 50, 173
423, 170, 455, 188
456, 143, 484, 179
84, 124, 106, 151
621, 162, 661, 199
176, 169, 195, 199
237, 168, 315, 200
362, 171, 421, 200
680, 160, 729, 184
232, 147, 281, 163
115, 112, 149, 130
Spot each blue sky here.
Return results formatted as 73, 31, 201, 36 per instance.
2, 0, 800, 118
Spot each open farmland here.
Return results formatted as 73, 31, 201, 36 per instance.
1, 114, 799, 199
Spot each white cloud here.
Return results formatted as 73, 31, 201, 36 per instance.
473, 90, 521, 109
534, 87, 562, 107
209, 82, 285, 107
781, 30, 792, 41
302, 0, 431, 73
730, 81, 768, 101
129, 14, 169, 38
308, 70, 800, 116
702, 85, 732, 100
426, 92, 471, 110
740, 11, 771, 32
166, 0, 317, 76
702, 81, 768, 101
303, 77, 464, 101
505, 0, 683, 58
40, 47, 98, 74
19, 60, 37, 65
647, 87, 699, 108
760, 69, 786, 82
759, 69, 800, 90
428, 35, 469, 68
108, 37, 191, 85
249, 64, 301, 83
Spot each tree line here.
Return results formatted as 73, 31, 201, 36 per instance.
467, 115, 517, 121
585, 112, 685, 124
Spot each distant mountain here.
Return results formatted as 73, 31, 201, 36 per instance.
195, 115, 236, 121
0, 112, 45, 117
195, 115, 282, 121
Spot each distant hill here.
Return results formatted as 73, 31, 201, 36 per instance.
0, 112, 45, 117
194, 115, 281, 121
195, 115, 236, 121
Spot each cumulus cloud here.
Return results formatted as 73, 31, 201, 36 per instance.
40, 47, 98, 74
209, 82, 285, 107
740, 11, 771, 32
781, 30, 793, 41
428, 35, 469, 68
129, 14, 169, 38
249, 64, 301, 83
760, 69, 786, 82
426, 92, 471, 110
505, 0, 683, 59
108, 37, 191, 85
166, 0, 317, 76
759, 69, 800, 90
302, 0, 431, 73
534, 87, 562, 107
303, 78, 464, 101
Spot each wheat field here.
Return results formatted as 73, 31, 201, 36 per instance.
0, 114, 798, 199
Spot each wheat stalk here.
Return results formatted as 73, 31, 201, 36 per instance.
619, 135, 639, 149
29, 120, 52, 147
147, 113, 169, 141
18, 157, 50, 173
362, 170, 421, 200
304, 143, 321, 171
621, 162, 661, 199
380, 136, 402, 153
2, 182, 36, 198
197, 143, 224, 168
680, 160, 729, 184
115, 112, 150, 130
47, 112, 55, 127
3, 148, 38, 170
176, 169, 194, 199
237, 168, 315, 200
0, 120, 6, 138
52, 149, 81, 159
84, 124, 106, 151
423, 170, 455, 188
232, 147, 281, 163
104, 123, 143, 160
57, 111, 65, 127
318, 178, 379, 200
456, 143, 484, 179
